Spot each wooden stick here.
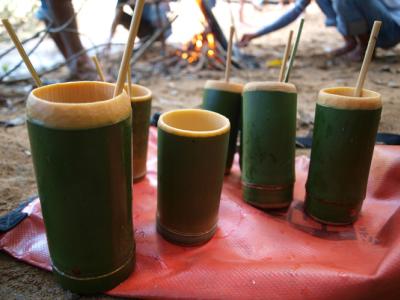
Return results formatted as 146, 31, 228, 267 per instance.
354, 21, 382, 97
2, 19, 42, 87
278, 30, 293, 82
284, 18, 304, 83
224, 26, 235, 83
126, 63, 132, 99
228, 3, 239, 43
91, 55, 106, 82
113, 0, 145, 97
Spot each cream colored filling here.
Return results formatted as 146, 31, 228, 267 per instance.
244, 81, 297, 94
204, 80, 244, 94
158, 109, 230, 138
123, 83, 152, 103
318, 87, 382, 110
27, 81, 131, 129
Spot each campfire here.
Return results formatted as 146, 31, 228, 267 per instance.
132, 0, 258, 78
152, 0, 233, 75
135, 0, 241, 75
175, 31, 226, 71
171, 0, 231, 71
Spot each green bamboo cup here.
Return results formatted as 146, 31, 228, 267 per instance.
124, 84, 152, 182
157, 109, 230, 245
305, 87, 382, 225
242, 82, 297, 209
26, 81, 135, 294
202, 80, 243, 174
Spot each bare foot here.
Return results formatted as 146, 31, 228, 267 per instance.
346, 33, 370, 62
329, 44, 356, 57
346, 44, 375, 62
69, 55, 97, 81
329, 36, 357, 57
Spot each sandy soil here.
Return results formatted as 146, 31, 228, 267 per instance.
1, 6, 400, 300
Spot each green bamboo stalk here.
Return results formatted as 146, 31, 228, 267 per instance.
284, 18, 304, 83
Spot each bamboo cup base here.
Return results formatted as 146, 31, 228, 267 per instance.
133, 172, 146, 183
156, 219, 217, 246
305, 193, 361, 225
305, 87, 382, 225
243, 182, 294, 209
53, 250, 135, 294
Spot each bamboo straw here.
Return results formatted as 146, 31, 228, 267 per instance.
91, 55, 106, 82
228, 3, 239, 43
127, 63, 132, 99
224, 26, 235, 83
284, 18, 304, 83
113, 0, 145, 97
278, 30, 293, 82
2, 19, 42, 87
90, 54, 133, 99
354, 21, 382, 97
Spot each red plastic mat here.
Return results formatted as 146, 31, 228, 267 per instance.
1, 127, 400, 299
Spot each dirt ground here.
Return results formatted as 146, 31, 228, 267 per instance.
1, 6, 400, 300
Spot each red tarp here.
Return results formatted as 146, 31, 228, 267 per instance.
1, 127, 400, 299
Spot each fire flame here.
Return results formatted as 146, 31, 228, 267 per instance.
179, 31, 217, 64
195, 39, 203, 49
206, 33, 215, 49
177, 0, 218, 64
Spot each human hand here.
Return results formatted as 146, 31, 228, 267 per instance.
237, 33, 256, 47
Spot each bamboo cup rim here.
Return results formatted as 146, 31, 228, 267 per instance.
158, 109, 230, 138
243, 81, 297, 94
27, 81, 131, 129
205, 80, 243, 94
318, 87, 382, 110
123, 83, 152, 102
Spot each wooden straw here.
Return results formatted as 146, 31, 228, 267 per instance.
91, 55, 106, 82
113, 0, 145, 97
278, 30, 293, 82
284, 18, 305, 83
224, 26, 235, 83
2, 19, 42, 87
354, 21, 382, 97
126, 63, 132, 99
228, 4, 239, 43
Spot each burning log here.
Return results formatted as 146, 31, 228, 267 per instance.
135, 0, 258, 76
171, 0, 242, 74
196, 0, 228, 50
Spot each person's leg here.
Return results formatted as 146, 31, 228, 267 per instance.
324, 0, 363, 57
333, 0, 400, 60
45, 21, 70, 59
46, 0, 94, 79
315, 0, 336, 27
37, 0, 69, 59
140, 3, 171, 39
354, 0, 400, 49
